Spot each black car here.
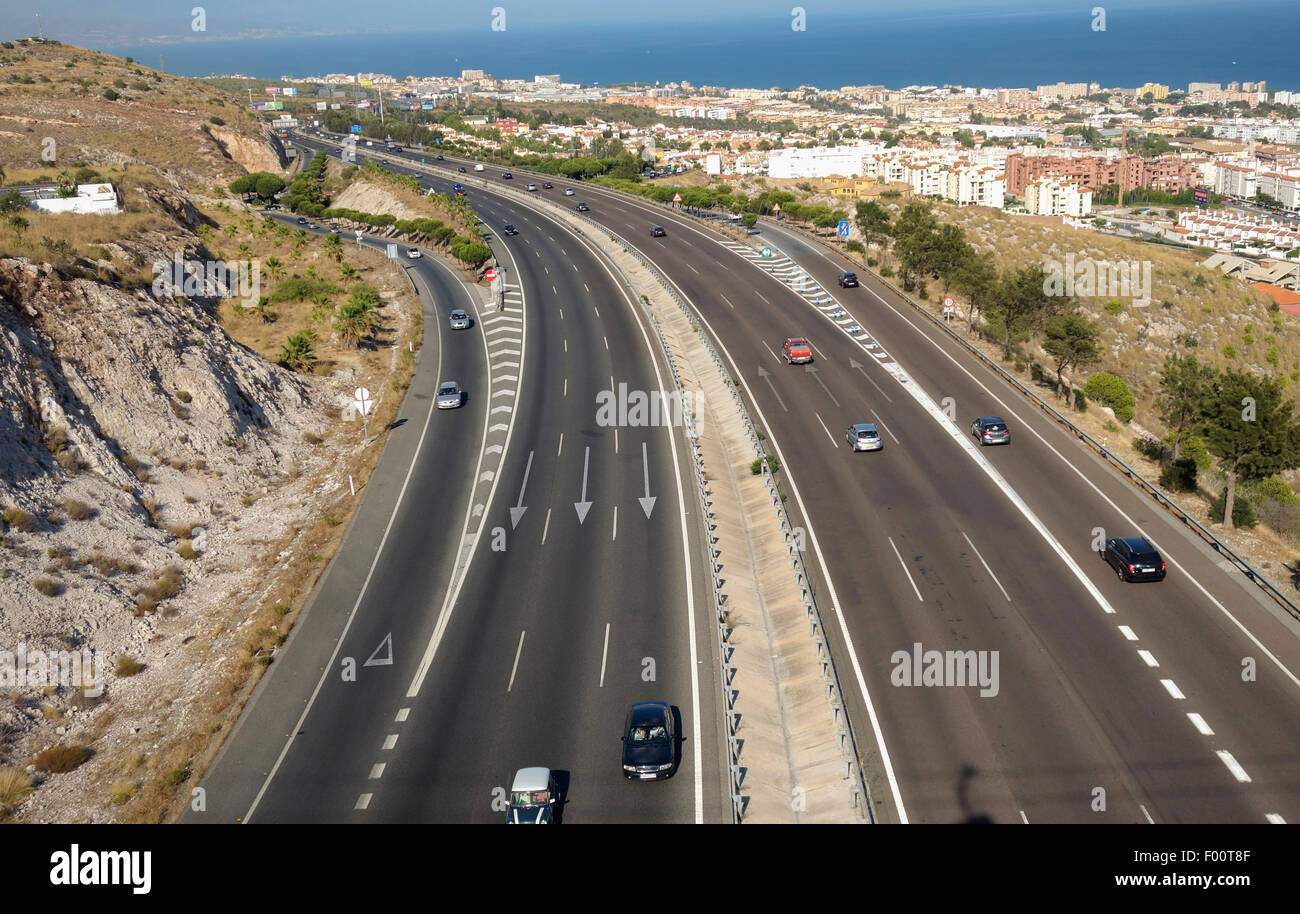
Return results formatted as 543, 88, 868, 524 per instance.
650, 225, 667, 237
542, 182, 553, 189
576, 202, 590, 212
838, 271, 859, 288
1103, 536, 1166, 582
503, 223, 518, 235
621, 701, 675, 780
502, 172, 513, 179
970, 416, 1011, 445
296, 217, 308, 225
458, 166, 467, 173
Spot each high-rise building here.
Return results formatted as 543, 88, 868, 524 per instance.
1188, 81, 1222, 98
1138, 83, 1169, 100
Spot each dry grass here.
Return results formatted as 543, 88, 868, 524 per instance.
62, 497, 92, 520
0, 768, 33, 815
114, 657, 145, 677
32, 744, 93, 773
2, 507, 35, 532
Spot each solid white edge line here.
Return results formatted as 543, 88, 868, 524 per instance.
888, 536, 924, 602
243, 257, 453, 822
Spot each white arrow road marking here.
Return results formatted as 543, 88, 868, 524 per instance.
575, 446, 593, 523
485, 444, 503, 455
756, 365, 788, 412
364, 633, 393, 667
639, 441, 656, 518
489, 424, 509, 433
479, 471, 494, 483
510, 449, 533, 529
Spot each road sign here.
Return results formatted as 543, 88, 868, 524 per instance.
672, 192, 682, 203
772, 203, 782, 213
483, 267, 497, 282
385, 243, 398, 259
355, 230, 364, 244
353, 387, 374, 416
760, 246, 773, 258
351, 124, 362, 133
943, 296, 955, 318
837, 220, 850, 238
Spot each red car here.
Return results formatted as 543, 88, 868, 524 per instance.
782, 338, 813, 364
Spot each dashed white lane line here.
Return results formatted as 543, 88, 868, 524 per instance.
507, 630, 526, 692
888, 536, 924, 602
1140, 805, 1155, 824
961, 530, 1011, 602
811, 341, 829, 360
686, 262, 700, 274
720, 292, 735, 310
755, 289, 771, 304
870, 409, 899, 444
559, 308, 564, 319
368, 763, 385, 779
604, 335, 609, 350
1118, 625, 1139, 641
381, 734, 398, 750
564, 339, 567, 353
1266, 813, 1286, 824
600, 623, 611, 687
1187, 713, 1215, 735
1019, 810, 1029, 824
761, 340, 782, 363
1160, 679, 1185, 700
541, 507, 552, 544
355, 794, 372, 810
552, 285, 557, 295
615, 428, 619, 454
584, 283, 590, 292
1137, 650, 1159, 667
564, 378, 567, 398
594, 305, 600, 316
557, 432, 564, 457
815, 411, 838, 448
1216, 750, 1251, 783
613, 505, 618, 541
395, 708, 409, 722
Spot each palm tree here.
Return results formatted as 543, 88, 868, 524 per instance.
278, 330, 317, 373
338, 263, 358, 282
311, 293, 332, 322
55, 169, 76, 197
322, 232, 342, 261
223, 223, 238, 239
333, 299, 375, 348
237, 242, 252, 258
265, 256, 285, 280
253, 296, 278, 323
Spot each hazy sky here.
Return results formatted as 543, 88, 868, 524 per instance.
1, 0, 1236, 47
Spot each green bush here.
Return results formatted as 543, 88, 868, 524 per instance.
750, 455, 780, 476
1030, 362, 1043, 383
1073, 389, 1088, 411
1209, 489, 1256, 527
1133, 435, 1167, 462
1167, 433, 1212, 470
1082, 372, 1135, 422
1158, 458, 1198, 492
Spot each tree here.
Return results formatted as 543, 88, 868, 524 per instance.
891, 202, 939, 287
278, 330, 317, 373
1042, 312, 1101, 402
1082, 372, 1135, 422
854, 199, 892, 262
0, 190, 26, 213
986, 266, 1041, 360
1200, 371, 1300, 529
322, 231, 342, 261
930, 223, 970, 299
951, 250, 997, 333
1157, 354, 1216, 461
0, 164, 6, 185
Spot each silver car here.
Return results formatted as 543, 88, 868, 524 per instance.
563, 187, 575, 196
449, 309, 470, 330
971, 416, 1010, 445
436, 381, 463, 409
845, 423, 883, 452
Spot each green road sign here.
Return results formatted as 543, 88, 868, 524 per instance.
760, 247, 772, 258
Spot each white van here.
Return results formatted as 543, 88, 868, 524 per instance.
474, 163, 485, 172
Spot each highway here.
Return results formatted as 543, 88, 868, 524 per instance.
188, 155, 721, 823
395, 147, 1300, 824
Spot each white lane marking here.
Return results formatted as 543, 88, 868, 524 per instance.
382, 734, 398, 750
560, 309, 564, 320
557, 432, 564, 456
811, 341, 829, 360
600, 623, 611, 687
1019, 810, 1029, 824
1216, 750, 1251, 783
869, 410, 899, 443
604, 335, 609, 350
755, 289, 771, 304
395, 708, 410, 722
584, 283, 590, 292
507, 630, 526, 692
594, 305, 600, 316
888, 536, 924, 602
961, 531, 1011, 602
613, 505, 618, 541
1187, 713, 1214, 735
564, 377, 567, 398
1137, 650, 1159, 667
1140, 805, 1155, 824
761, 340, 782, 364
815, 412, 838, 448
720, 292, 735, 310
564, 339, 568, 353
1266, 813, 1286, 824
1118, 625, 1139, 641
355, 794, 372, 810
1160, 679, 1185, 700
615, 428, 619, 454
686, 262, 700, 274
368, 763, 385, 779
541, 507, 552, 544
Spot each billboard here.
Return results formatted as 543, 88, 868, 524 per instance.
1194, 187, 1210, 204
351, 124, 362, 133
265, 86, 280, 95
282, 87, 297, 96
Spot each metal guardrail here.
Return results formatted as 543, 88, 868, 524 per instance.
763, 219, 1300, 623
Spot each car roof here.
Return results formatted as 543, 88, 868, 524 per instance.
851, 423, 878, 433
450, 309, 467, 315
439, 380, 458, 389
628, 701, 670, 724
786, 337, 808, 345
510, 767, 551, 792
1117, 536, 1156, 550
977, 416, 1006, 424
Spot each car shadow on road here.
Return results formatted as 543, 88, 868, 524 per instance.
955, 764, 995, 823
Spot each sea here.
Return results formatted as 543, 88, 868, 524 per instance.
97, 2, 1300, 92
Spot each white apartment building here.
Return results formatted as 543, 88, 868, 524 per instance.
1025, 178, 1092, 217
904, 158, 947, 197
1213, 162, 1258, 198
1257, 172, 1300, 211
767, 143, 882, 178
947, 163, 1006, 208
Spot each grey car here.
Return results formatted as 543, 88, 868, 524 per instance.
436, 381, 463, 409
449, 309, 470, 330
845, 423, 883, 452
971, 416, 1010, 445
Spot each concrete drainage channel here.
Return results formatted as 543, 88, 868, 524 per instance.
489, 180, 873, 823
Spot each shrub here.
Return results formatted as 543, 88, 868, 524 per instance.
1258, 495, 1300, 535
1133, 435, 1167, 462
1169, 433, 1212, 470
750, 455, 780, 475
1030, 362, 1043, 382
1159, 458, 1198, 492
62, 498, 92, 520
1082, 372, 1135, 422
33, 577, 62, 597
33, 745, 93, 773
0, 768, 33, 812
175, 390, 192, 404
115, 657, 145, 677
2, 507, 34, 531
1209, 489, 1256, 527
1103, 299, 1124, 315
1073, 389, 1088, 411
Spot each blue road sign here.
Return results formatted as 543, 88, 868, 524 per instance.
837, 220, 850, 238
351, 124, 362, 133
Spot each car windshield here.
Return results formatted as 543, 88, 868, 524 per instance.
628, 723, 668, 744
985, 423, 1006, 432
510, 789, 549, 807
439, 384, 456, 394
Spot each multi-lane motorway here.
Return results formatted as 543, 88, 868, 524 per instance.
187, 152, 721, 824
194, 131, 1300, 825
